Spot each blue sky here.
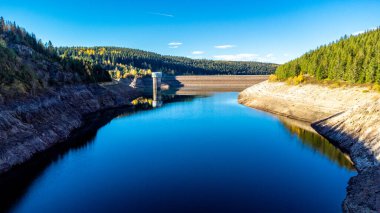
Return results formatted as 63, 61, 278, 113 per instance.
1, 0, 379, 63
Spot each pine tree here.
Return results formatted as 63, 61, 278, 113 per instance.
0, 17, 5, 34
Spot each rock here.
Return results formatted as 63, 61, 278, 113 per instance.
343, 168, 380, 213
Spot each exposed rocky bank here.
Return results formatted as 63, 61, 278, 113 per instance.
0, 82, 141, 174
239, 81, 380, 213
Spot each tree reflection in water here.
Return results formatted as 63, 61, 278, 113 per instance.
279, 117, 355, 171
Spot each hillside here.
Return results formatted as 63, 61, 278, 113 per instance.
57, 47, 277, 76
0, 17, 111, 101
275, 28, 380, 84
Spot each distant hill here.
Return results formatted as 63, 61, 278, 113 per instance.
276, 28, 380, 84
57, 47, 277, 76
0, 16, 276, 99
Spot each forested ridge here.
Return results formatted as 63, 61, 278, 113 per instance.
0, 17, 111, 99
276, 28, 380, 84
0, 16, 276, 100
58, 47, 277, 76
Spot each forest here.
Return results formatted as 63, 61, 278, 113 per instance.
275, 28, 380, 84
57, 47, 277, 77
0, 17, 112, 98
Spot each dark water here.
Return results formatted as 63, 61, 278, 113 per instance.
1, 92, 355, 213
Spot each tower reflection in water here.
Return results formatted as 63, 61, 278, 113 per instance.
152, 72, 163, 108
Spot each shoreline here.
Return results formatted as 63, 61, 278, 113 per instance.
0, 82, 143, 174
239, 81, 380, 212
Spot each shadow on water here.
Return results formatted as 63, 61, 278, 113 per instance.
278, 117, 355, 171
0, 92, 198, 213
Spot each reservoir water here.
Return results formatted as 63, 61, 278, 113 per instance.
0, 92, 355, 213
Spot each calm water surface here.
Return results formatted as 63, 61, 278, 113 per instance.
1, 92, 355, 213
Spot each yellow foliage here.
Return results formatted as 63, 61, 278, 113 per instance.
131, 99, 138, 105
295, 74, 304, 84
372, 84, 380, 92
115, 70, 121, 79
130, 69, 138, 76
78, 48, 96, 56
268, 74, 278, 82
98, 48, 106, 55
286, 74, 305, 85
131, 97, 153, 106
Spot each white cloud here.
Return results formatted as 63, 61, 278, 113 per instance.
213, 54, 258, 61
168, 42, 182, 46
192, 51, 204, 55
213, 53, 277, 62
262, 53, 276, 62
168, 42, 182, 49
189, 55, 205, 59
352, 30, 365, 36
149, 12, 174, 18
352, 27, 377, 36
214, 44, 236, 49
